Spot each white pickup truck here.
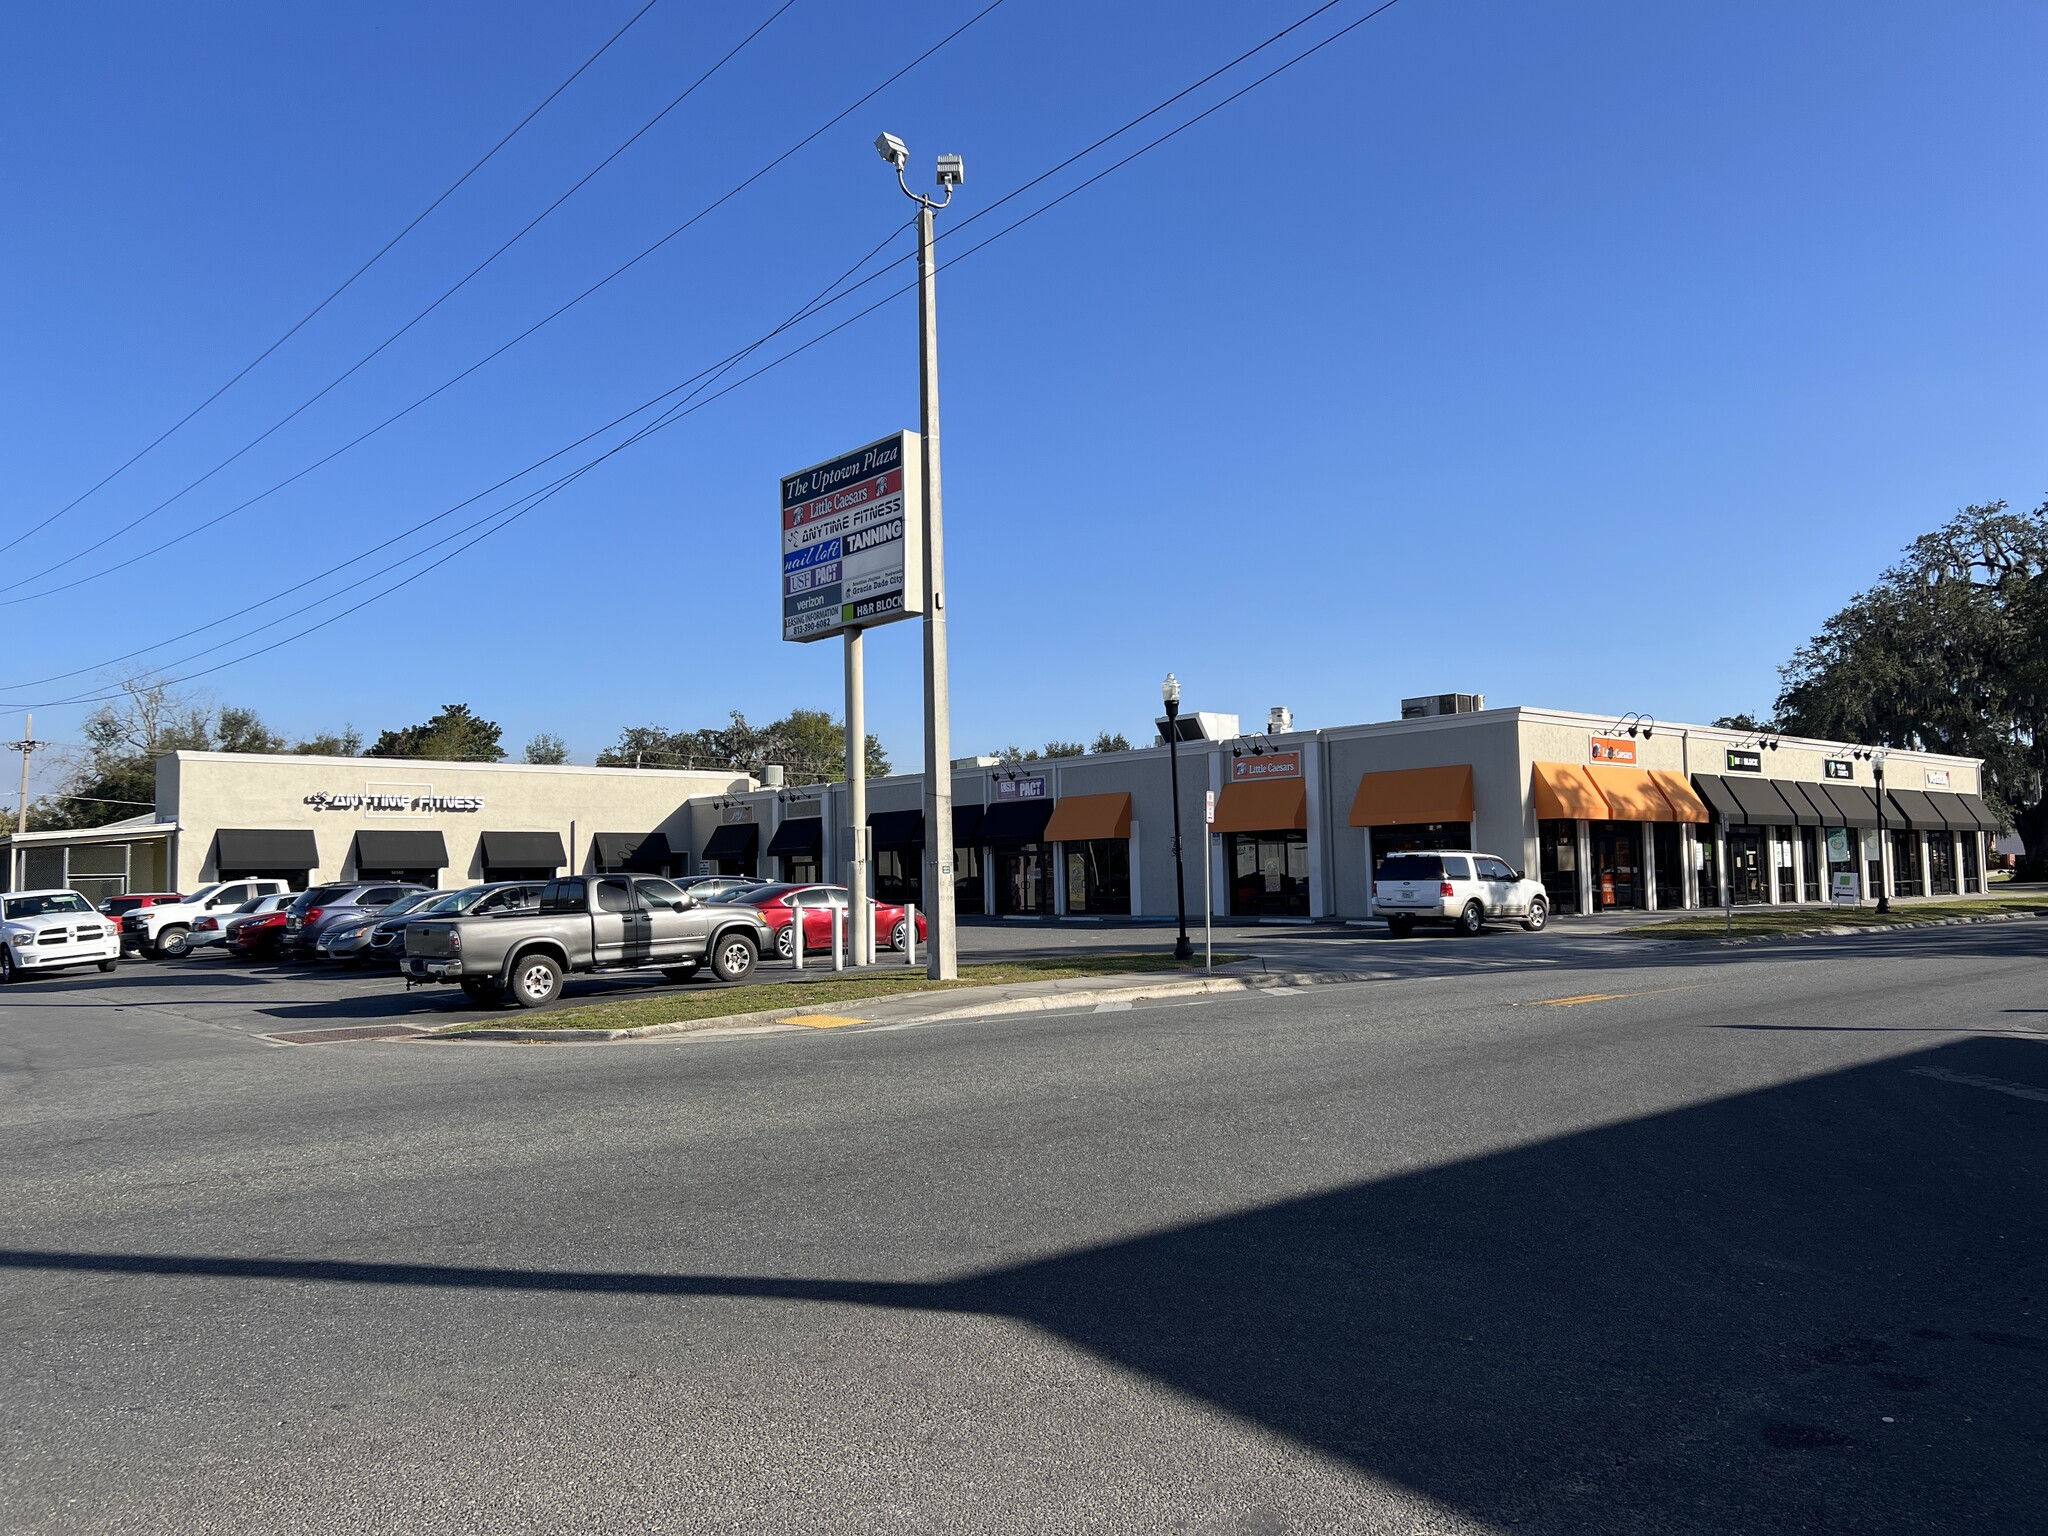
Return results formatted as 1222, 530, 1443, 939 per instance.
121, 878, 292, 958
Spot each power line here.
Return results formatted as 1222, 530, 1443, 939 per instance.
0, 0, 1008, 612
1, 0, 664, 560
6, 0, 1405, 712
0, 0, 799, 598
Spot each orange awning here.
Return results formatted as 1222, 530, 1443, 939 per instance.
1530, 762, 1609, 821
1210, 777, 1308, 834
1043, 791, 1132, 842
1348, 765, 1474, 827
1586, 764, 1676, 822
1648, 769, 1709, 824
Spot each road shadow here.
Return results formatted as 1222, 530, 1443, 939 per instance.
5, 1035, 2041, 1529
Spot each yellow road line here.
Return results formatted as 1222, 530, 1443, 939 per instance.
1527, 983, 1705, 1008
781, 1014, 867, 1029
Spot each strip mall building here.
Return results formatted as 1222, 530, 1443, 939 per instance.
1, 703, 1997, 920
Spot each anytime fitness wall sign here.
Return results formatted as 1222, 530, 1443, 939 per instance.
304, 791, 484, 813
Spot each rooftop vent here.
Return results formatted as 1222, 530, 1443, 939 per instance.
1400, 693, 1484, 720
1154, 710, 1241, 745
1267, 706, 1293, 735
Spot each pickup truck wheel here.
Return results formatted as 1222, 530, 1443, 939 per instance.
711, 933, 758, 983
660, 964, 701, 983
459, 978, 503, 1007
1385, 916, 1414, 939
97, 959, 118, 973
1455, 901, 1486, 937
0, 946, 18, 982
156, 924, 191, 958
509, 954, 563, 1008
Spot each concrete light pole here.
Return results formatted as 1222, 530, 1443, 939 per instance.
878, 132, 964, 980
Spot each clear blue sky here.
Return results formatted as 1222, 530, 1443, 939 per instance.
4, 0, 2043, 790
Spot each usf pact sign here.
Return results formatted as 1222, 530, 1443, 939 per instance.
780, 432, 924, 642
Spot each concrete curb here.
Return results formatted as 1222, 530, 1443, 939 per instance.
430, 967, 1388, 1044
1624, 908, 2048, 947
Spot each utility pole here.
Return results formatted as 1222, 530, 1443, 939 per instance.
10, 714, 50, 839
880, 132, 964, 980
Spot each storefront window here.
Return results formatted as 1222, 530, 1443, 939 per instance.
1727, 827, 1767, 904
1064, 840, 1131, 915
995, 843, 1053, 916
1799, 827, 1821, 903
1537, 820, 1579, 915
1589, 822, 1645, 911
1961, 832, 1981, 893
874, 848, 917, 906
1772, 827, 1797, 904
1695, 830, 1722, 908
1653, 824, 1684, 910
1369, 822, 1471, 860
1926, 833, 1956, 896
1229, 831, 1309, 918
954, 845, 984, 913
1889, 828, 1923, 898
782, 855, 820, 884
1824, 826, 1858, 901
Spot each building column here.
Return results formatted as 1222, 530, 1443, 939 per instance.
1576, 821, 1594, 916
1642, 822, 1658, 912
1790, 824, 1807, 903
1128, 822, 1143, 915
1302, 745, 1328, 919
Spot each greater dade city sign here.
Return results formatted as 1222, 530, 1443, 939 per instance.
780, 431, 924, 643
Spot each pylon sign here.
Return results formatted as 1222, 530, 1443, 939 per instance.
779, 431, 924, 642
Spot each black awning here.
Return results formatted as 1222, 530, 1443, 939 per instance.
479, 830, 566, 869
591, 831, 672, 872
1691, 775, 1744, 824
1883, 788, 1941, 830
764, 817, 822, 857
216, 828, 319, 870
952, 804, 985, 846
703, 823, 759, 859
868, 809, 924, 851
1776, 782, 1835, 826
1726, 776, 1799, 826
1818, 782, 1879, 828
1921, 792, 1976, 832
1954, 792, 2000, 832
352, 829, 448, 869
981, 798, 1055, 845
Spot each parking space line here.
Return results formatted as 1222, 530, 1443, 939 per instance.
1909, 1066, 2048, 1104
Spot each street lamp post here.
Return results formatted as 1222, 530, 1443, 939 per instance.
1872, 750, 1890, 914
878, 132, 965, 980
1162, 673, 1193, 962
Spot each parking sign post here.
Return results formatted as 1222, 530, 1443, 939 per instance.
1204, 789, 1215, 970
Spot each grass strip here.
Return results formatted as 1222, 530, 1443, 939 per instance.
450, 952, 1247, 1032
1627, 896, 2048, 939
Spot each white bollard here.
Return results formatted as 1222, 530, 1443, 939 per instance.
904, 903, 918, 966
791, 908, 803, 971
832, 905, 844, 971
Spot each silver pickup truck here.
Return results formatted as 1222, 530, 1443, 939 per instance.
402, 874, 770, 1008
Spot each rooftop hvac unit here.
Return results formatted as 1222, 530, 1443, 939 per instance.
1267, 706, 1293, 734
1400, 693, 1485, 720
1153, 710, 1241, 745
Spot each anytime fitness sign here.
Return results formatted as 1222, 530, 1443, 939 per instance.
304, 791, 484, 813
779, 432, 925, 642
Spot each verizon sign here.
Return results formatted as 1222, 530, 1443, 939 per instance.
780, 432, 924, 642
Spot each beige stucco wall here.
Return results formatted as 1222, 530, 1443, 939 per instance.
159, 752, 750, 890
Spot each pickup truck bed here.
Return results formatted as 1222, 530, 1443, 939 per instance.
404, 874, 769, 1007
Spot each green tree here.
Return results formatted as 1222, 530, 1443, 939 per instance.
291, 727, 363, 757
994, 745, 1040, 764
215, 705, 285, 754
523, 732, 569, 765
366, 704, 506, 762
596, 709, 886, 782
1773, 499, 2048, 874
1041, 739, 1086, 760
1711, 713, 1776, 734
1090, 731, 1132, 753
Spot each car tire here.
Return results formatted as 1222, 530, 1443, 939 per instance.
775, 924, 796, 960
156, 924, 192, 958
508, 954, 563, 1009
1455, 901, 1485, 937
711, 932, 758, 984
460, 977, 504, 1008
890, 919, 909, 952
1385, 916, 1414, 939
1521, 898, 1549, 932
661, 964, 701, 983
97, 959, 117, 973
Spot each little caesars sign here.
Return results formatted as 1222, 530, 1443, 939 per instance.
780, 431, 925, 642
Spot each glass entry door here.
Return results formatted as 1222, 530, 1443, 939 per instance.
1228, 831, 1309, 917
1588, 822, 1644, 911
1653, 824, 1683, 910
994, 843, 1052, 915
1727, 827, 1768, 904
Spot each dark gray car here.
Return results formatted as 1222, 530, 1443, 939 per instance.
362, 882, 545, 965
284, 882, 428, 958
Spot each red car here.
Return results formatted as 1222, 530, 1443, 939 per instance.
718, 883, 928, 959
225, 911, 289, 959
99, 893, 183, 923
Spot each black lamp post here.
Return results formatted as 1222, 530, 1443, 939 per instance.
1162, 673, 1193, 962
1871, 750, 1890, 914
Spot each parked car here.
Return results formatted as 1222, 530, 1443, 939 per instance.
122, 879, 293, 958
1, 890, 120, 981
99, 893, 182, 926
1371, 851, 1550, 937
189, 892, 293, 951
281, 883, 428, 959
719, 882, 929, 959
359, 883, 545, 966
402, 874, 772, 1008
319, 889, 451, 962
226, 909, 291, 959
674, 874, 759, 903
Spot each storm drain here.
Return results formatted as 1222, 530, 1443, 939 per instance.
262, 1024, 429, 1046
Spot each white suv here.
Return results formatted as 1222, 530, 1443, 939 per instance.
1371, 850, 1549, 937
121, 879, 292, 958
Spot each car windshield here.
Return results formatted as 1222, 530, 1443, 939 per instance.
379, 891, 441, 917
232, 898, 263, 914
726, 883, 798, 904
1375, 855, 1445, 881
5, 893, 95, 919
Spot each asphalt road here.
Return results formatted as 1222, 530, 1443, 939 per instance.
2, 920, 2044, 1533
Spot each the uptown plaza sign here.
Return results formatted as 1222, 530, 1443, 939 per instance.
780, 431, 925, 642
304, 790, 485, 814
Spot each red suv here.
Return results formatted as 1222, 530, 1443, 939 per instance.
718, 883, 928, 959
100, 893, 182, 923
